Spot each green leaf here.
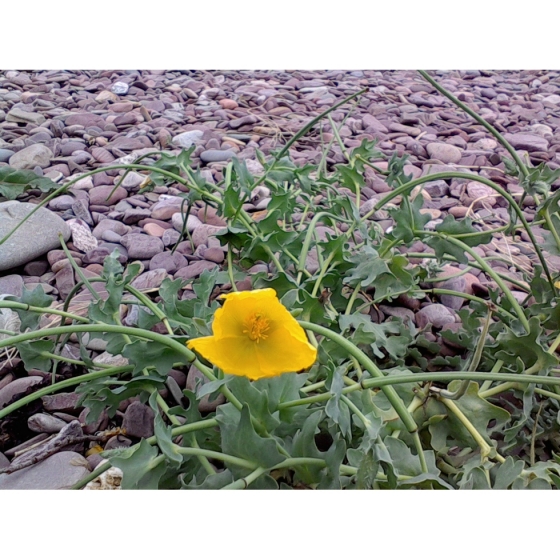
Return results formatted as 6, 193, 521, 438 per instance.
122, 339, 186, 377
356, 449, 379, 489
493, 316, 559, 374
422, 215, 492, 265
110, 439, 166, 490
0, 166, 60, 200
288, 409, 346, 489
492, 456, 525, 489
13, 285, 54, 331
184, 469, 234, 489
426, 381, 510, 454
344, 245, 389, 287
148, 392, 183, 466
325, 364, 350, 437
15, 339, 54, 372
216, 404, 284, 473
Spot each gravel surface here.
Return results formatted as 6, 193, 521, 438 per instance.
1, 69, 560, 488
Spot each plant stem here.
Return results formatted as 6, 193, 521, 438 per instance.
298, 321, 419, 435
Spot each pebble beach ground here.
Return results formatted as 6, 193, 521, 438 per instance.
1, 69, 560, 489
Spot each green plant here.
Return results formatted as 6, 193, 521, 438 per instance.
2, 71, 560, 489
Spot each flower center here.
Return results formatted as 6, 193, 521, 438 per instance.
243, 312, 270, 343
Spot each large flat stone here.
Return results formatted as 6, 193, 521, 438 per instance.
0, 201, 71, 271
0, 451, 90, 489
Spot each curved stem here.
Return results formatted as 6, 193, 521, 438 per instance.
298, 321, 419, 434
0, 365, 133, 420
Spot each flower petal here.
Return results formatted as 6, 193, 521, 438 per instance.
188, 334, 268, 380
187, 288, 317, 380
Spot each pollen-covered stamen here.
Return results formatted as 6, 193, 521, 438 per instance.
243, 312, 270, 342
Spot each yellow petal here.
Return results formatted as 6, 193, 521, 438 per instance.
187, 288, 317, 380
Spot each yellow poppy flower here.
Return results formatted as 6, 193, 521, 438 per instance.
187, 288, 317, 380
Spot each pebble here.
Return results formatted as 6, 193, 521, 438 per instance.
416, 304, 457, 330
426, 142, 462, 164
172, 130, 204, 148
0, 201, 71, 271
0, 451, 90, 490
8, 144, 53, 169
120, 233, 164, 259
28, 413, 68, 433
0, 376, 43, 409
122, 401, 155, 438
111, 81, 130, 95
200, 149, 236, 163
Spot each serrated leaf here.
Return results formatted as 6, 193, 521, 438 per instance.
0, 166, 60, 200
217, 404, 284, 472
15, 339, 54, 372
122, 339, 186, 377
110, 439, 166, 490
493, 316, 558, 374
492, 456, 525, 489
148, 392, 183, 466
289, 409, 346, 488
13, 285, 54, 331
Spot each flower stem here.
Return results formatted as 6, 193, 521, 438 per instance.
298, 321, 419, 435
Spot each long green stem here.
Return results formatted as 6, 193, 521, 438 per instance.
298, 321, 418, 434
280, 370, 560, 410
0, 365, 133, 420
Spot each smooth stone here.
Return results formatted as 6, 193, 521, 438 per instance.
71, 199, 94, 225
0, 451, 90, 490
8, 144, 53, 169
48, 195, 75, 211
415, 304, 457, 330
0, 201, 71, 271
119, 233, 164, 259
130, 268, 170, 290
219, 99, 238, 110
172, 212, 202, 233
0, 376, 43, 410
503, 133, 549, 152
143, 223, 166, 237
92, 219, 130, 239
6, 107, 45, 126
65, 113, 106, 128
0, 148, 15, 162
437, 276, 467, 310
148, 252, 188, 274
28, 413, 68, 434
88, 185, 128, 206
0, 274, 24, 298
122, 401, 155, 438
426, 142, 462, 164
162, 229, 181, 246
172, 130, 204, 148
200, 149, 236, 163
203, 247, 225, 263
111, 82, 129, 95
191, 224, 225, 247
174, 260, 218, 280
41, 392, 82, 413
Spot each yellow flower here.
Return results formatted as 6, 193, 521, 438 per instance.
187, 288, 317, 380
